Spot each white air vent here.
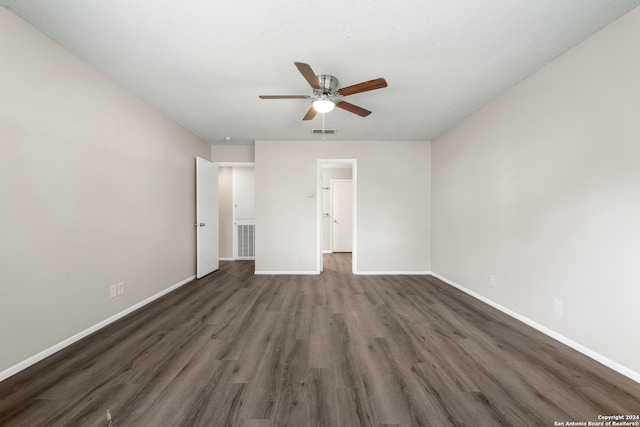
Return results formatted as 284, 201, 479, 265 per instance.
237, 224, 255, 258
311, 129, 337, 135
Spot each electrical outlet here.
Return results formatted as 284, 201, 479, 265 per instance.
392, 254, 399, 262
293, 254, 299, 262
490, 274, 497, 288
554, 298, 563, 314
110, 285, 117, 298
117, 282, 125, 296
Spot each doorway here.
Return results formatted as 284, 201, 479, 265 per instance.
317, 159, 357, 274
216, 162, 255, 261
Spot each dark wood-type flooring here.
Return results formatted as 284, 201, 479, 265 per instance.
1, 254, 639, 426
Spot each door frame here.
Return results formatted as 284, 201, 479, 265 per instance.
316, 159, 357, 274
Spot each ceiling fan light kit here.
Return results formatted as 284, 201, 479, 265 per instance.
312, 97, 335, 113
259, 62, 387, 120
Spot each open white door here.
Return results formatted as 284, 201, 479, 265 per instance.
332, 180, 352, 252
196, 157, 219, 278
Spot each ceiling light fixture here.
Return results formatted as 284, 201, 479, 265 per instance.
312, 97, 335, 113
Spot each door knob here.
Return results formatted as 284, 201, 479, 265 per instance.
333, 220, 338, 223
200, 223, 206, 227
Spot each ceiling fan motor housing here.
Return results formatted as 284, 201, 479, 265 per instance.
315, 74, 340, 96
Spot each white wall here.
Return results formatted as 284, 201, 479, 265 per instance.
233, 167, 256, 220
432, 7, 640, 377
211, 144, 255, 163
0, 9, 211, 376
255, 140, 430, 273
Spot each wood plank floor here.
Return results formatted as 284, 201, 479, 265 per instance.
1, 254, 639, 426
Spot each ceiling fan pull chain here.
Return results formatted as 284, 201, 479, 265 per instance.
322, 112, 326, 141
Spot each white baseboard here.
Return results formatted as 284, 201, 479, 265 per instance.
253, 270, 431, 276
429, 272, 640, 384
254, 271, 319, 275
219, 257, 235, 261
356, 271, 431, 275
0, 275, 196, 383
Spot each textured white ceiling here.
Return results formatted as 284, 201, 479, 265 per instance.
2, 0, 639, 145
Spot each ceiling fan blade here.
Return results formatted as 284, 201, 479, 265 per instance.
335, 101, 372, 117
259, 95, 309, 99
338, 78, 387, 96
303, 106, 318, 121
294, 62, 322, 90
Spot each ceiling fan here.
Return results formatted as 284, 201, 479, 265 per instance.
259, 62, 387, 120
